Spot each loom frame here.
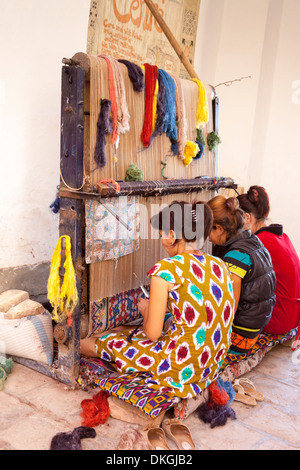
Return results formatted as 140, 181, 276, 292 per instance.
11, 63, 234, 387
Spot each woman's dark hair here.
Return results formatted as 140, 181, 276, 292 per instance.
237, 185, 270, 220
207, 195, 244, 240
150, 200, 213, 245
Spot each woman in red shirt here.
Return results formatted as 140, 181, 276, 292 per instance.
237, 185, 300, 335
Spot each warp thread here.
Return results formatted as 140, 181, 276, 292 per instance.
141, 63, 159, 148
191, 78, 209, 126
94, 99, 112, 168
170, 72, 187, 160
197, 378, 236, 428
118, 59, 145, 92
125, 163, 144, 182
101, 56, 119, 145
80, 391, 110, 427
47, 235, 78, 324
50, 426, 96, 450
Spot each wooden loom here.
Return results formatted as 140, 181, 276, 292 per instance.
12, 53, 237, 386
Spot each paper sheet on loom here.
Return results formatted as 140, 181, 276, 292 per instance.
84, 56, 216, 302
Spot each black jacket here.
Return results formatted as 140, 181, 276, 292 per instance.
213, 230, 276, 338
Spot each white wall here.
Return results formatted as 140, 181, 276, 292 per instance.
195, 0, 300, 255
0, 0, 90, 268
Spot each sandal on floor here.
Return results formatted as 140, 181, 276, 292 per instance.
145, 427, 170, 451
233, 383, 257, 406
234, 378, 264, 402
162, 419, 195, 450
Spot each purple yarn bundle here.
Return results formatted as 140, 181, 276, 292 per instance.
94, 99, 112, 168
118, 59, 145, 92
50, 426, 96, 450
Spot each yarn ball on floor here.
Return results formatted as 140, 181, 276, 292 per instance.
80, 390, 110, 427
197, 402, 236, 428
50, 426, 96, 450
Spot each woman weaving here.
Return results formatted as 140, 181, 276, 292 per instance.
81, 201, 235, 399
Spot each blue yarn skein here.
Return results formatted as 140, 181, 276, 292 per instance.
158, 69, 177, 142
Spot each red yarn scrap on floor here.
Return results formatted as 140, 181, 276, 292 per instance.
80, 391, 110, 427
208, 380, 229, 407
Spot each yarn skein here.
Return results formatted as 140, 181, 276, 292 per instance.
118, 59, 145, 92
80, 391, 110, 427
94, 99, 112, 168
125, 164, 143, 182
50, 426, 96, 450
47, 235, 78, 323
141, 64, 159, 147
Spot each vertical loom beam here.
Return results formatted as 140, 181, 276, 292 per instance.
212, 95, 220, 176
58, 65, 85, 386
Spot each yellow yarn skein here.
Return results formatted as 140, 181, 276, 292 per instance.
191, 79, 209, 126
47, 235, 78, 323
183, 140, 200, 166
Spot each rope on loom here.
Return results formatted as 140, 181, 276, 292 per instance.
47, 235, 78, 324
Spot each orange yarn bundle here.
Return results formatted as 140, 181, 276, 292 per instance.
80, 391, 110, 427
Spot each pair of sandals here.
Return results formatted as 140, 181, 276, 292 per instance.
145, 419, 195, 451
233, 378, 264, 406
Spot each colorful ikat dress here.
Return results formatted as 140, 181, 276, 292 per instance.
95, 253, 234, 398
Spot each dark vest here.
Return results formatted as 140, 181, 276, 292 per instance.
213, 230, 276, 338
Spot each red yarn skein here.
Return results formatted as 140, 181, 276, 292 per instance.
80, 391, 110, 427
141, 63, 158, 148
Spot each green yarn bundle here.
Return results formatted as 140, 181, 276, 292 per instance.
0, 356, 14, 390
207, 131, 221, 152
125, 164, 144, 182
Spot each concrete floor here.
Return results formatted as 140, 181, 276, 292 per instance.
0, 340, 299, 451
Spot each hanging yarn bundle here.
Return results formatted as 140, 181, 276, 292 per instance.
141, 64, 159, 148
94, 99, 112, 168
183, 140, 200, 166
80, 391, 110, 427
194, 127, 206, 160
158, 69, 178, 149
191, 78, 209, 126
50, 426, 96, 450
49, 185, 60, 214
118, 59, 145, 92
125, 163, 144, 182
47, 235, 78, 324
207, 131, 221, 152
197, 378, 236, 428
151, 73, 166, 141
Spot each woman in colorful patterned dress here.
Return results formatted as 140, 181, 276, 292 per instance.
81, 201, 235, 399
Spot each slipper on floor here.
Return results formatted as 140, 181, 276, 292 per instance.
146, 427, 170, 451
233, 383, 257, 406
162, 419, 195, 450
234, 378, 264, 402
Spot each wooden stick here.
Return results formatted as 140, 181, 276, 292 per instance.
143, 0, 200, 80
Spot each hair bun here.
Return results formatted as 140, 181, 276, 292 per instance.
225, 197, 240, 213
